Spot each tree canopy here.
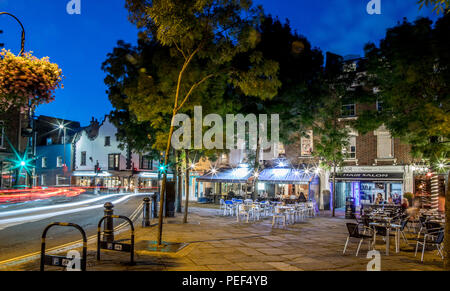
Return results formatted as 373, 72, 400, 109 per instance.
356, 15, 450, 164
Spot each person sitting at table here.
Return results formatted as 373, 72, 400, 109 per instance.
375, 193, 384, 205
401, 198, 409, 212
387, 196, 394, 205
298, 192, 307, 203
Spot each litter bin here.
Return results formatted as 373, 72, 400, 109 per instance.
345, 197, 356, 219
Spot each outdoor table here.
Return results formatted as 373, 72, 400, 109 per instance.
370, 220, 401, 256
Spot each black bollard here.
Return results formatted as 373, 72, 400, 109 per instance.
152, 193, 158, 218
143, 197, 151, 227
103, 202, 114, 243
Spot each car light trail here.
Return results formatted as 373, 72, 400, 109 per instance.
0, 194, 124, 218
0, 193, 148, 230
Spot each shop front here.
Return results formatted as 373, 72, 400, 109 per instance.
197, 167, 253, 203
257, 167, 320, 203
331, 170, 406, 210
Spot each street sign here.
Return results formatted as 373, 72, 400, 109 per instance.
99, 241, 132, 252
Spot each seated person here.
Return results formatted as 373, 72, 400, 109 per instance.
375, 193, 384, 205
298, 192, 307, 203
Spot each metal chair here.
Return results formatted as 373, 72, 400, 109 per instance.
415, 229, 444, 262
343, 223, 373, 257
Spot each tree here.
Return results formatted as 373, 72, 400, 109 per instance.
102, 40, 160, 159
0, 49, 63, 112
418, 0, 450, 14
124, 0, 281, 245
313, 53, 373, 217
229, 16, 324, 198
357, 15, 449, 268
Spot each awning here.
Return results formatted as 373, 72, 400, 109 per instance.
330, 172, 403, 181
258, 168, 316, 185
197, 168, 252, 183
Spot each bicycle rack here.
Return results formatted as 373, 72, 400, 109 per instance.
40, 222, 87, 271
97, 215, 135, 265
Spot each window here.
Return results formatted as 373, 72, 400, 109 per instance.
0, 121, 4, 148
140, 155, 152, 170
80, 151, 87, 166
41, 175, 46, 186
105, 136, 111, 147
42, 157, 48, 168
377, 134, 393, 159
46, 137, 53, 145
56, 174, 62, 186
56, 156, 63, 168
108, 154, 120, 171
343, 136, 357, 159
301, 131, 314, 157
342, 104, 356, 117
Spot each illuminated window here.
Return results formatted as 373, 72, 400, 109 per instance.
42, 157, 48, 168
57, 156, 63, 168
108, 154, 120, 171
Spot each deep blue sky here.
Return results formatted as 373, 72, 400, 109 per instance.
0, 0, 438, 126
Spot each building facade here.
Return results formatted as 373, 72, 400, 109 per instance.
35, 115, 81, 187
72, 116, 159, 192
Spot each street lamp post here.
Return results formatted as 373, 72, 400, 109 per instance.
1, 12, 29, 187
0, 12, 25, 56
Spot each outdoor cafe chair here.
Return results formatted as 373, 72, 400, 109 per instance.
272, 206, 287, 228
219, 199, 226, 214
415, 228, 444, 262
294, 204, 307, 222
224, 200, 235, 216
250, 204, 264, 221
237, 204, 251, 223
343, 223, 373, 257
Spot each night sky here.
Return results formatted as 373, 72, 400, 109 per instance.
0, 0, 438, 125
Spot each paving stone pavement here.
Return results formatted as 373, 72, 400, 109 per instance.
9, 207, 445, 271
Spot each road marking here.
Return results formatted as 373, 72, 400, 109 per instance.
0, 201, 145, 269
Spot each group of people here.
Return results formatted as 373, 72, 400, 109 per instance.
374, 192, 410, 212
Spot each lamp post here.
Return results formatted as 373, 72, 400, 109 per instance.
59, 124, 67, 167
0, 12, 25, 56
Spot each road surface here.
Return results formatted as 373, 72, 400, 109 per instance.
0, 192, 150, 263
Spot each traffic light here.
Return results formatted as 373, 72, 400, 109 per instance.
94, 162, 101, 174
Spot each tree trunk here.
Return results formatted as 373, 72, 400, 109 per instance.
176, 151, 182, 213
156, 122, 175, 246
444, 171, 450, 270
252, 139, 261, 201
183, 150, 190, 224
332, 164, 337, 217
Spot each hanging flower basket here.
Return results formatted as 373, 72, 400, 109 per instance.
0, 49, 63, 112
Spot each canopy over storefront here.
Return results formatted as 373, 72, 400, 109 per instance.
197, 167, 252, 183
258, 168, 316, 185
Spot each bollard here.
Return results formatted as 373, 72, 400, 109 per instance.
152, 194, 158, 218
103, 202, 114, 243
142, 197, 151, 227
